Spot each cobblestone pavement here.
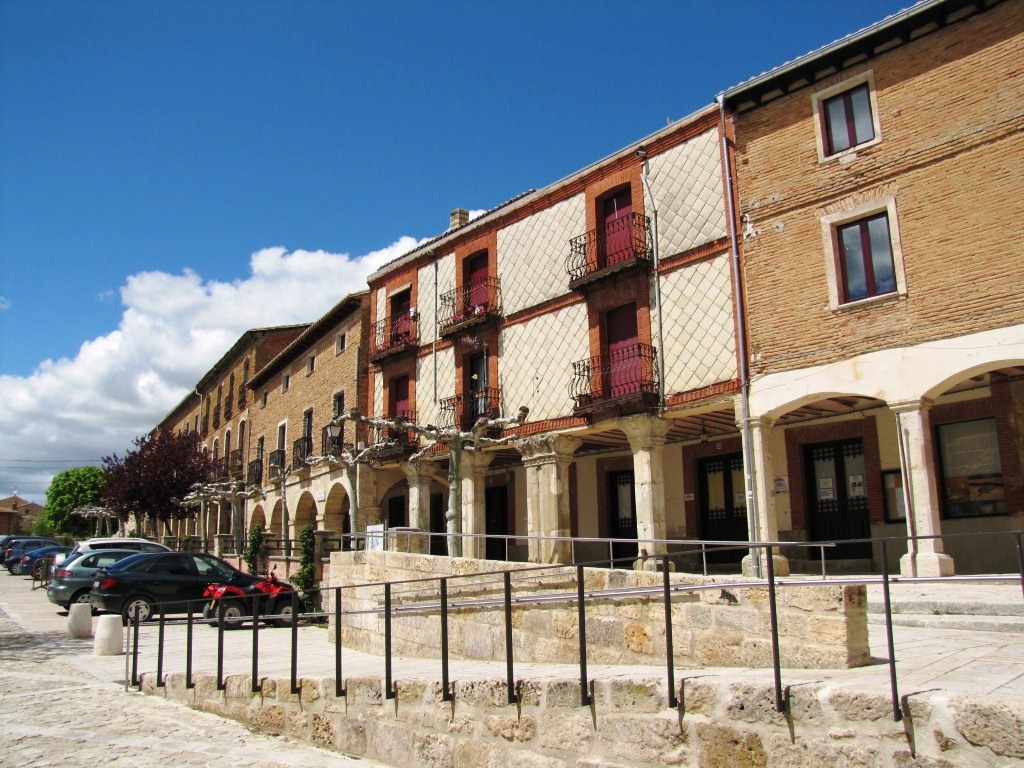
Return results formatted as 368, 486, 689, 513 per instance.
0, 610, 384, 768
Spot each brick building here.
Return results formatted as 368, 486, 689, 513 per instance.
243, 292, 370, 546
359, 103, 743, 567
157, 324, 308, 543
722, 0, 1024, 575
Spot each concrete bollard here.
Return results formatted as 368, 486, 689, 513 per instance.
66, 603, 93, 639
94, 614, 124, 655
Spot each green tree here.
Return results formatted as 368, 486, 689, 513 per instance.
43, 466, 105, 537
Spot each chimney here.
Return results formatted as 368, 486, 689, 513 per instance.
449, 208, 469, 229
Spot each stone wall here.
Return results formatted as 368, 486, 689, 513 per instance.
146, 670, 1024, 768
329, 550, 869, 670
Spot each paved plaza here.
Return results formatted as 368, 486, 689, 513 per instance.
1, 573, 1022, 767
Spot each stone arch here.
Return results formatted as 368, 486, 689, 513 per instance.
379, 478, 410, 528
921, 358, 1024, 401
294, 490, 318, 534
324, 482, 350, 536
268, 499, 284, 537
249, 504, 266, 532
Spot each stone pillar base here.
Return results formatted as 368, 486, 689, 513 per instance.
741, 553, 790, 578
900, 551, 955, 577
634, 557, 675, 573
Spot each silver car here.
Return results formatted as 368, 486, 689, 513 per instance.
46, 549, 142, 609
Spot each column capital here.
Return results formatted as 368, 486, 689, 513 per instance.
463, 449, 495, 476
401, 459, 441, 484
515, 433, 582, 467
889, 397, 935, 416
739, 413, 775, 433
620, 414, 671, 451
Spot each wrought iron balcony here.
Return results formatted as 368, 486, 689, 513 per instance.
566, 213, 653, 290
439, 277, 502, 337
237, 383, 247, 407
293, 437, 313, 469
267, 449, 286, 479
247, 458, 263, 486
440, 388, 501, 431
368, 313, 419, 363
322, 426, 346, 456
214, 456, 229, 480
223, 393, 233, 419
201, 416, 209, 436
369, 410, 418, 463
229, 448, 244, 478
569, 342, 659, 417
212, 407, 221, 429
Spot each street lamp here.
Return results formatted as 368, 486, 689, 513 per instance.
324, 419, 344, 453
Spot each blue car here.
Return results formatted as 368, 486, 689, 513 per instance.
10, 545, 72, 576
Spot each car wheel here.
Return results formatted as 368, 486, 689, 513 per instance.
6, 563, 17, 575
201, 601, 218, 626
271, 601, 296, 628
70, 590, 93, 607
32, 563, 46, 580
218, 601, 246, 630
121, 595, 153, 624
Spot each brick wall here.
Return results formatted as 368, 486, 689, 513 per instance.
735, 3, 1024, 375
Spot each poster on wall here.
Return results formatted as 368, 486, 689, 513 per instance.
366, 523, 385, 552
818, 478, 835, 501
848, 474, 865, 498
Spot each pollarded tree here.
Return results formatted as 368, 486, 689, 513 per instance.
103, 429, 211, 535
43, 465, 105, 537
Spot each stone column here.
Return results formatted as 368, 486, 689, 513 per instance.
401, 460, 439, 554
355, 463, 380, 536
515, 434, 581, 564
740, 413, 789, 577
460, 451, 494, 560
891, 399, 955, 577
620, 415, 672, 559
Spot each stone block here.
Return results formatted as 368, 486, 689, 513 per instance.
714, 608, 764, 634
347, 676, 384, 706
310, 712, 335, 747
601, 678, 664, 712
784, 586, 845, 613
693, 630, 744, 666
681, 679, 718, 715
254, 704, 286, 734
455, 679, 509, 708
598, 713, 689, 765
412, 730, 455, 768
366, 720, 416, 767
952, 694, 1024, 759
767, 734, 880, 768
891, 750, 956, 767
335, 717, 367, 755
484, 713, 536, 742
827, 689, 894, 721
538, 713, 592, 753
543, 679, 581, 709
808, 615, 848, 646
695, 722, 767, 768
454, 739, 506, 768
724, 684, 789, 727
223, 674, 253, 699
623, 622, 653, 655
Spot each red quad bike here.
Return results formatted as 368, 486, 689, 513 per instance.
202, 571, 297, 629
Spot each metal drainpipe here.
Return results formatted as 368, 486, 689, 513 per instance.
717, 94, 762, 577
432, 252, 438, 403
637, 151, 666, 410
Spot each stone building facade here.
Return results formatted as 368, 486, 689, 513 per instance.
722, 0, 1024, 575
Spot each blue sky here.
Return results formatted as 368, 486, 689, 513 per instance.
0, 0, 907, 501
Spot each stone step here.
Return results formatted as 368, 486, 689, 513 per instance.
867, 613, 1024, 633
867, 599, 1024, 617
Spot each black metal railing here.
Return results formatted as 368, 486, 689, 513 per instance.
228, 449, 244, 478
214, 457, 229, 480
566, 212, 652, 287
321, 427, 346, 456
237, 384, 247, 407
367, 411, 418, 461
201, 416, 209, 436
439, 277, 502, 335
212, 408, 221, 429
267, 449, 286, 478
223, 393, 233, 419
368, 314, 419, 362
293, 437, 312, 468
246, 458, 263, 486
122, 530, 1024, 727
569, 342, 658, 412
439, 388, 501, 431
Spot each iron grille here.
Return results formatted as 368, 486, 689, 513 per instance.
569, 343, 659, 409
440, 388, 501, 431
368, 313, 419, 361
293, 437, 312, 468
247, 458, 263, 486
439, 277, 502, 334
565, 212, 653, 286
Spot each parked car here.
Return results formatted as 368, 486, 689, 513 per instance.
46, 549, 142, 609
55, 537, 170, 565
1, 538, 59, 568
10, 545, 72, 576
90, 551, 265, 622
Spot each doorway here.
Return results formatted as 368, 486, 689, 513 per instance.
804, 439, 872, 559
697, 453, 749, 564
608, 470, 638, 567
485, 485, 508, 561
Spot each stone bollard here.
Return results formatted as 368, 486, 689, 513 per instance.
66, 603, 93, 639
94, 614, 124, 655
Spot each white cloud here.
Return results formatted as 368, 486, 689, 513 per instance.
0, 296, 11, 311
0, 237, 422, 502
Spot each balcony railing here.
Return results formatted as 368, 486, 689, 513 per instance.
201, 416, 209, 436
322, 426, 346, 457
368, 313, 419, 363
566, 213, 653, 290
224, 393, 233, 419
212, 407, 221, 429
440, 388, 501, 431
268, 449, 286, 480
293, 437, 313, 469
214, 456, 229, 480
247, 458, 263, 486
229, 448, 244, 478
237, 383, 247, 408
569, 343, 659, 416
369, 410, 418, 463
439, 277, 502, 337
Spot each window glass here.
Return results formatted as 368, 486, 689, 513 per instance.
838, 213, 895, 302
824, 83, 875, 156
867, 216, 896, 294
81, 554, 100, 568
147, 554, 194, 576
938, 418, 1005, 518
193, 554, 232, 577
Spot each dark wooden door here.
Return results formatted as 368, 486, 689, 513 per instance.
608, 470, 638, 567
387, 495, 406, 529
697, 453, 749, 564
605, 303, 639, 398
805, 439, 872, 559
390, 375, 410, 417
602, 188, 633, 266
390, 290, 411, 340
429, 492, 447, 556
485, 485, 508, 561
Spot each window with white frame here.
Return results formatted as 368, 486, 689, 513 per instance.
282, 372, 291, 392
306, 354, 315, 375
335, 332, 346, 354
812, 72, 881, 162
333, 391, 345, 417
820, 195, 906, 309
